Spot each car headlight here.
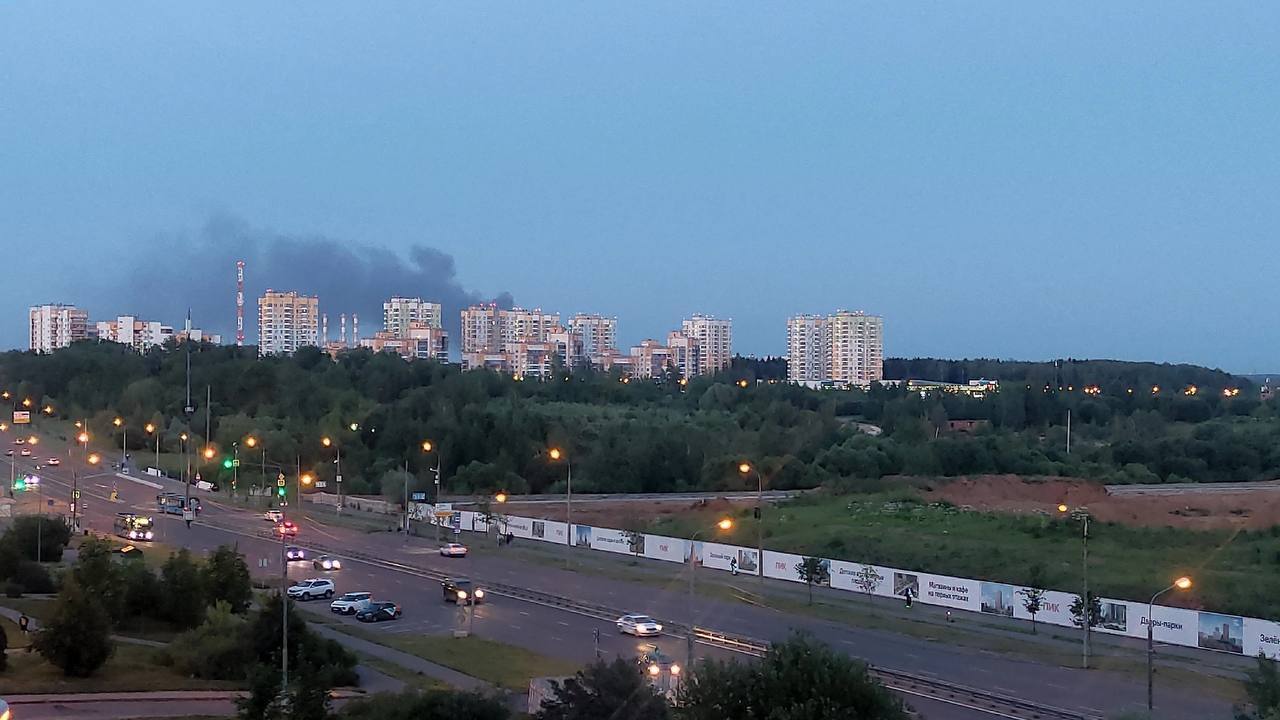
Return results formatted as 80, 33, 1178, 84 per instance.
474, 589, 484, 599
654, 624, 663, 632
332, 560, 341, 568
145, 531, 154, 540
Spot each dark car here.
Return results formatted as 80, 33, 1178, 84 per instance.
355, 601, 401, 623
442, 577, 485, 605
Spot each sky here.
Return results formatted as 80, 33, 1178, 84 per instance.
1, 3, 1277, 371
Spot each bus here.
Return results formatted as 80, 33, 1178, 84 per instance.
156, 492, 202, 516
114, 512, 155, 541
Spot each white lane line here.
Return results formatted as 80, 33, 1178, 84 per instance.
557, 621, 570, 627
519, 611, 530, 616
509, 624, 522, 630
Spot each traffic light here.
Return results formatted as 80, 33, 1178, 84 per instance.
12, 476, 25, 492
277, 486, 286, 497
222, 457, 234, 470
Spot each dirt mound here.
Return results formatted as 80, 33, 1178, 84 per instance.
922, 475, 1280, 530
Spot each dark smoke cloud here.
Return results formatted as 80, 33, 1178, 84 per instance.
105, 213, 513, 350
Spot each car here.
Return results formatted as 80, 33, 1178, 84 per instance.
13, 438, 24, 445
19, 449, 30, 457
264, 509, 283, 522
442, 577, 485, 605
439, 543, 468, 558
45, 457, 60, 466
313, 555, 342, 571
285, 546, 306, 561
286, 578, 335, 601
3, 449, 12, 456
275, 520, 299, 537
330, 591, 372, 615
616, 614, 663, 637
356, 601, 402, 623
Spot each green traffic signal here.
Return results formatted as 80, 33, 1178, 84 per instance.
12, 478, 25, 491
277, 486, 286, 497
222, 457, 233, 469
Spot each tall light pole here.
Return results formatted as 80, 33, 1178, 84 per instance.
145, 422, 159, 475
548, 448, 571, 567
421, 440, 441, 539
113, 417, 126, 468
73, 426, 89, 533
1148, 576, 1193, 712
1058, 504, 1091, 668
180, 432, 189, 517
686, 517, 734, 670
738, 461, 764, 581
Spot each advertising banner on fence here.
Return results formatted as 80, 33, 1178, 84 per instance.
913, 572, 980, 611
504, 514, 536, 539
762, 550, 808, 584
642, 534, 686, 564
829, 560, 895, 598
588, 527, 640, 555
1245, 617, 1280, 659
695, 541, 747, 572
1011, 589, 1077, 627
524, 519, 568, 545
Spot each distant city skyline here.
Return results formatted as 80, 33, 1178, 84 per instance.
3, 4, 1277, 371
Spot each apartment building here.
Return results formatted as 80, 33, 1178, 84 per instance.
29, 304, 89, 353
665, 331, 701, 379
630, 339, 673, 380
258, 290, 319, 356
568, 313, 617, 359
383, 297, 442, 338
681, 314, 733, 376
96, 316, 173, 352
460, 304, 570, 372
786, 315, 830, 384
361, 323, 449, 363
786, 310, 883, 387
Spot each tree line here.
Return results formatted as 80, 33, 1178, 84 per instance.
2, 342, 1275, 499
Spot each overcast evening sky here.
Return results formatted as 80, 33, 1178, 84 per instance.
1, 3, 1277, 371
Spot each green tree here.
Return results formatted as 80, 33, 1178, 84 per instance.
203, 545, 253, 613
1236, 654, 1280, 720
676, 634, 909, 720
536, 657, 670, 720
167, 601, 253, 680
1017, 564, 1048, 635
795, 557, 830, 606
160, 548, 207, 628
340, 689, 510, 720
2, 515, 72, 562
33, 576, 114, 677
73, 536, 124, 620
118, 559, 163, 620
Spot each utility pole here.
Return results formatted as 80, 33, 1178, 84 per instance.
1066, 409, 1072, 455
403, 460, 410, 539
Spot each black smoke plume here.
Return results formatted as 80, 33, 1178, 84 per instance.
102, 213, 512, 349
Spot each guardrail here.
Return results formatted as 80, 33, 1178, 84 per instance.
207, 519, 1101, 720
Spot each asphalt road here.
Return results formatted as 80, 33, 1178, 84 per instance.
0, 442, 1234, 720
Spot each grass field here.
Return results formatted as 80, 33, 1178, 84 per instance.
651, 490, 1280, 618
0, 643, 242, 694
310, 614, 578, 690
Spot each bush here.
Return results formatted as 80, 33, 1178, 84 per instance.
166, 601, 252, 680
2, 516, 72, 562
4, 581, 23, 598
33, 576, 114, 677
14, 560, 55, 594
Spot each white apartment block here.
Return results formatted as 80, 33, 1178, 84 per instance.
383, 296, 442, 338
258, 290, 320, 356
568, 314, 617, 359
29, 304, 89, 353
96, 316, 174, 352
787, 310, 883, 387
787, 315, 830, 384
681, 314, 732, 376
505, 308, 560, 344
829, 311, 883, 386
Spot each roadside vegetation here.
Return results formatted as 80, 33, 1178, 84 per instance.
653, 488, 1280, 617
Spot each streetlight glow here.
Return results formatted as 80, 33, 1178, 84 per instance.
1057, 503, 1069, 513
245, 436, 257, 448
203, 447, 216, 460
548, 447, 562, 461
27, 436, 39, 445
669, 663, 681, 676
21, 398, 31, 408
301, 473, 314, 486
88, 453, 100, 465
179, 432, 188, 442
113, 417, 123, 427
648, 664, 660, 676
349, 423, 359, 431
77, 432, 89, 444
717, 518, 734, 531
421, 440, 433, 453
738, 462, 751, 474
495, 492, 508, 503
321, 437, 332, 447
145, 423, 156, 434
1174, 576, 1192, 590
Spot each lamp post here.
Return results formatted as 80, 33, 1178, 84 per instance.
686, 517, 734, 670
548, 448, 571, 567
145, 422, 159, 475
738, 461, 764, 581
73, 426, 89, 533
180, 432, 189, 519
1148, 576, 1193, 711
1058, 504, 1091, 668
420, 439, 443, 539
112, 417, 126, 469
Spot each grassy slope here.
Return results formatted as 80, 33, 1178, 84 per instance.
652, 491, 1280, 618
0, 644, 242, 694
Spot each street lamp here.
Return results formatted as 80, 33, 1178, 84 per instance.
419, 440, 443, 539
494, 492, 508, 504
145, 422, 160, 474
738, 461, 764, 581
686, 517, 734, 669
548, 447, 572, 567
1058, 503, 1091, 669
113, 417, 127, 468
1148, 576, 1193, 711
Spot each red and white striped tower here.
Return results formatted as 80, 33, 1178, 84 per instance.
235, 261, 245, 346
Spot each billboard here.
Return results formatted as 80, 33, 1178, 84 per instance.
918, 573, 980, 611
588, 527, 638, 555
643, 534, 686, 564
1244, 617, 1280, 659
12, 411, 29, 425
503, 514, 535, 539
698, 542, 745, 572
830, 560, 894, 598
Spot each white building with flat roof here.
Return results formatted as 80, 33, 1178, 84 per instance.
258, 290, 319, 356
681, 314, 732, 376
787, 315, 829, 384
383, 297, 442, 338
568, 313, 617, 360
29, 304, 89, 353
787, 310, 883, 387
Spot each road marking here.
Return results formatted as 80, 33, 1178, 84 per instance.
557, 621, 570, 627
519, 611, 530, 616
116, 472, 162, 489
509, 624, 522, 630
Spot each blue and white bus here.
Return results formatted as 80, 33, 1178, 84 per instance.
156, 492, 201, 516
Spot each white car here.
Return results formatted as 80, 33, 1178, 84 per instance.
313, 555, 342, 571
617, 614, 663, 637
264, 509, 283, 522
286, 578, 335, 601
46, 457, 60, 466
330, 591, 373, 615
19, 449, 30, 457
439, 543, 468, 558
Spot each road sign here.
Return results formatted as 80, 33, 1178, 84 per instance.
12, 411, 29, 425
232, 459, 240, 467
335, 474, 343, 484
411, 492, 426, 501
277, 477, 286, 487
453, 527, 461, 535
315, 481, 328, 488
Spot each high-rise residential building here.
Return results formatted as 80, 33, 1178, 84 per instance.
630, 339, 672, 380
29, 304, 89, 353
383, 297, 442, 338
505, 308, 560, 344
829, 310, 883, 386
258, 290, 319, 356
787, 315, 830, 384
786, 310, 883, 387
665, 331, 701, 379
460, 304, 504, 354
568, 313, 617, 359
681, 314, 733, 376
96, 316, 173, 352
362, 323, 448, 363
460, 305, 568, 373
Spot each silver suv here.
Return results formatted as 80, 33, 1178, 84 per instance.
286, 578, 335, 601
330, 591, 372, 615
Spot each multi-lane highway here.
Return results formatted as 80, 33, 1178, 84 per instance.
0, 437, 1234, 720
